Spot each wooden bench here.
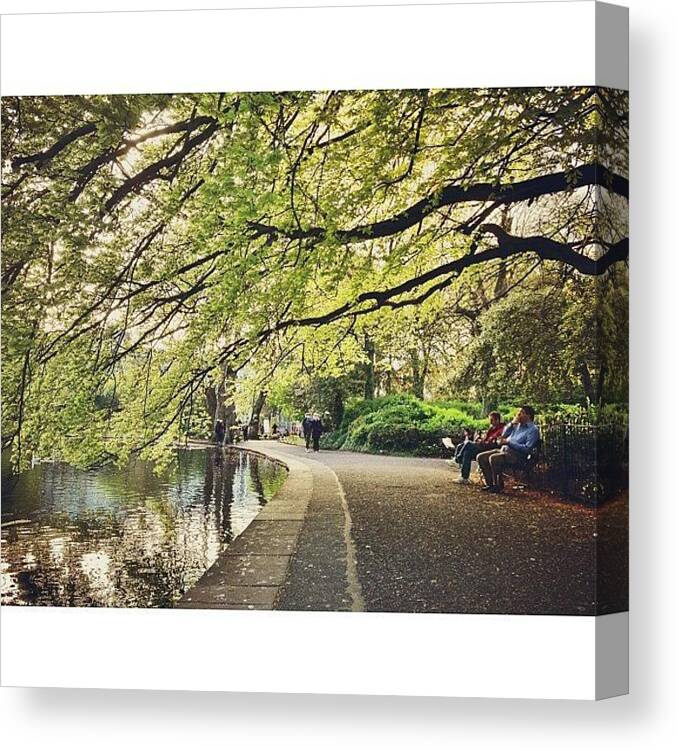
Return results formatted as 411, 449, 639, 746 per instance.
503, 440, 543, 487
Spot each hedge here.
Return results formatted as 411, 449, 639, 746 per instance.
321, 394, 628, 460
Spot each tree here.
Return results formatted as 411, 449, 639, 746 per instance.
449, 269, 628, 406
1, 87, 628, 468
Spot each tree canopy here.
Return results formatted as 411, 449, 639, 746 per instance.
1, 87, 628, 469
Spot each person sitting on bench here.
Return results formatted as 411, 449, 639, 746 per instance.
453, 411, 505, 484
476, 406, 540, 493
446, 427, 474, 464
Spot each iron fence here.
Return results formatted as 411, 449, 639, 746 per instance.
536, 421, 628, 504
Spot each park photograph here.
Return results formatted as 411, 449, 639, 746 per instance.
0, 86, 628, 616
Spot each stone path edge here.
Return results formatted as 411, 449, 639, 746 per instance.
176, 444, 313, 611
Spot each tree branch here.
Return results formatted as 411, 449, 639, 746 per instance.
248, 163, 628, 245
104, 119, 220, 211
69, 115, 217, 200
215, 229, 628, 371
11, 122, 97, 169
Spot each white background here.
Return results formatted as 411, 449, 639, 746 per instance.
0, 0, 621, 703
1, 0, 676, 747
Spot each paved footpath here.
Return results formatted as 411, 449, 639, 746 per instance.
180, 441, 627, 615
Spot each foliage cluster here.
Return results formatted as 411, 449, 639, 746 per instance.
322, 394, 628, 458
1, 88, 628, 471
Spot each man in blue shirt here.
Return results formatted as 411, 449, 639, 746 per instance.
476, 405, 540, 493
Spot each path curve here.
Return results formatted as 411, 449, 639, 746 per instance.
177, 442, 365, 611
180, 441, 627, 615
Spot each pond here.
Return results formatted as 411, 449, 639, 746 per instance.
0, 448, 287, 608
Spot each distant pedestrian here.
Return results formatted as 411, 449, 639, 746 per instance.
241, 423, 248, 442
311, 413, 324, 452
302, 413, 314, 452
214, 419, 225, 447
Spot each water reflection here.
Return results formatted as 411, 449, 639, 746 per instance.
1, 449, 287, 608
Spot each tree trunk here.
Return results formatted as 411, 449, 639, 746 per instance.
222, 398, 237, 443
595, 362, 607, 406
363, 335, 376, 400
579, 363, 596, 404
384, 355, 394, 395
205, 386, 217, 428
332, 387, 344, 431
206, 365, 238, 443
410, 348, 425, 400
248, 390, 267, 440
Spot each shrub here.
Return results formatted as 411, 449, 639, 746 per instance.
328, 394, 486, 456
430, 400, 484, 419
320, 394, 628, 463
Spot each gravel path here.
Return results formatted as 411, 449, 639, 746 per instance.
252, 442, 627, 615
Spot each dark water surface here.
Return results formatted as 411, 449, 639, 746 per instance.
1, 448, 287, 607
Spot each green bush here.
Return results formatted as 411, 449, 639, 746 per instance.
430, 400, 485, 419
326, 394, 486, 456
319, 394, 628, 458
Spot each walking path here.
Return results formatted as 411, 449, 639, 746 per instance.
178, 441, 627, 615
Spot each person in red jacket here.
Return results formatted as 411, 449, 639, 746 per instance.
453, 411, 505, 484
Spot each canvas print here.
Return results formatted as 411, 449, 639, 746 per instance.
1, 87, 628, 615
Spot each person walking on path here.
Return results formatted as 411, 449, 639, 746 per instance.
311, 413, 324, 452
302, 413, 314, 452
476, 406, 540, 493
453, 411, 505, 484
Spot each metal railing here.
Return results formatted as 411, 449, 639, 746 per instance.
536, 421, 628, 504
